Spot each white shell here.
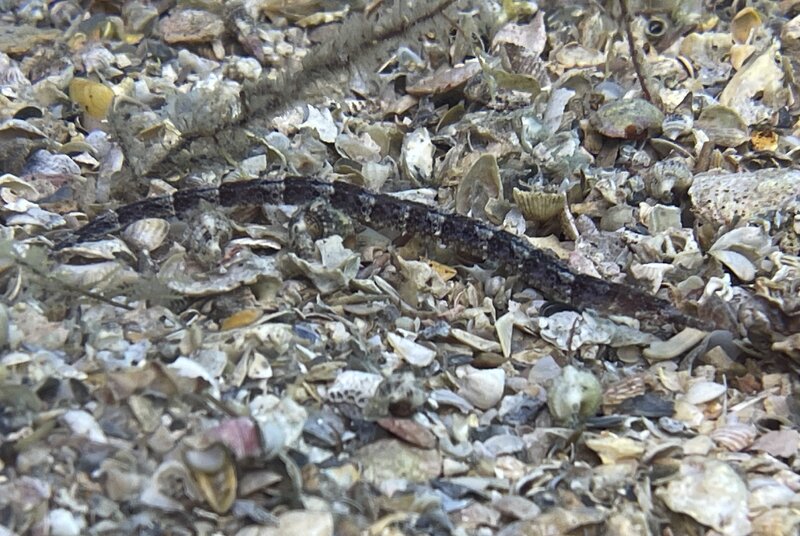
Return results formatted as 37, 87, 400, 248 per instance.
122, 218, 170, 251
387, 332, 436, 367
450, 328, 501, 353
400, 127, 434, 183
456, 365, 505, 410
685, 381, 726, 405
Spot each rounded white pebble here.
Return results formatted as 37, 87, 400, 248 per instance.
48, 508, 84, 536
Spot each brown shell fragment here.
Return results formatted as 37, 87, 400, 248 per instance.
730, 7, 761, 44
590, 98, 664, 139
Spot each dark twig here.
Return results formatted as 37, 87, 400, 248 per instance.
618, 0, 663, 111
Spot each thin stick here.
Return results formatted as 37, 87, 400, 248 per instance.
619, 0, 663, 110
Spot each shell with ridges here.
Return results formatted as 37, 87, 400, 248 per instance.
513, 187, 565, 222
122, 218, 170, 251
710, 422, 757, 451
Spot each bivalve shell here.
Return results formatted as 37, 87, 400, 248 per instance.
121, 218, 169, 251
695, 105, 749, 147
656, 460, 751, 536
513, 187, 565, 222
730, 7, 761, 44
590, 98, 664, 139
685, 381, 726, 405
710, 422, 757, 451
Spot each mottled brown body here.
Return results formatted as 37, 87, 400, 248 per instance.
58, 177, 707, 331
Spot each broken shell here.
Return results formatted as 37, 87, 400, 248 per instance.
708, 226, 772, 282
590, 98, 664, 139
386, 332, 436, 367
364, 372, 426, 419
159, 251, 280, 296
585, 433, 645, 464
751, 129, 779, 152
326, 370, 383, 408
640, 204, 682, 233
450, 328, 501, 353
695, 105, 749, 147
54, 260, 138, 289
656, 460, 751, 536
184, 443, 229, 473
62, 409, 108, 443
661, 112, 693, 140
644, 328, 706, 362
749, 479, 798, 514
730, 43, 756, 71
751, 509, 800, 536
730, 7, 761, 44
69, 78, 114, 119
456, 365, 505, 410
121, 218, 169, 251
630, 262, 675, 294
684, 381, 726, 405
645, 157, 693, 200
603, 374, 646, 407
143, 459, 199, 509
600, 204, 634, 231
709, 249, 757, 281
719, 46, 783, 123
456, 153, 502, 216
495, 312, 515, 358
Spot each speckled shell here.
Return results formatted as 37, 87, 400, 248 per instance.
590, 98, 664, 139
